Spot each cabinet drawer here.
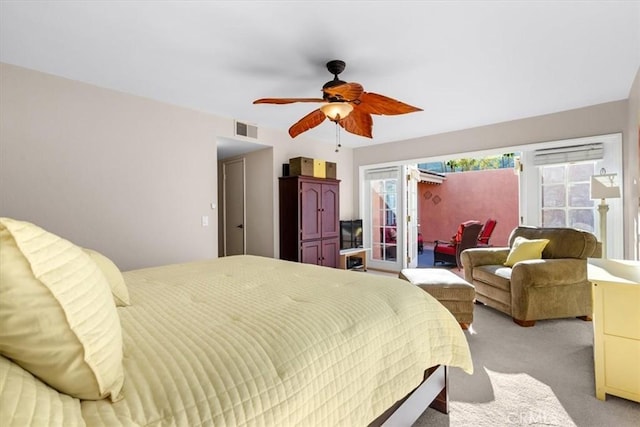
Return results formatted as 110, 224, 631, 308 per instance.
603, 335, 640, 395
601, 284, 640, 339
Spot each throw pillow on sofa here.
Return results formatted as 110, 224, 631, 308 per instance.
504, 236, 550, 267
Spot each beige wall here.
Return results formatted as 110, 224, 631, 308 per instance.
0, 63, 356, 269
626, 67, 640, 259
245, 147, 275, 257
354, 99, 640, 259
0, 63, 225, 270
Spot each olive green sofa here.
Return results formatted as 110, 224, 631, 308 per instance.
460, 226, 599, 327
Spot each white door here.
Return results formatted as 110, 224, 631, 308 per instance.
404, 165, 419, 268
363, 167, 404, 271
223, 158, 245, 256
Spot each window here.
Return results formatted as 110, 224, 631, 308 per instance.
370, 178, 398, 261
541, 163, 595, 232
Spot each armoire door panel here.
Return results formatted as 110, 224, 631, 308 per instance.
321, 184, 340, 239
300, 182, 322, 241
321, 238, 340, 268
301, 240, 322, 265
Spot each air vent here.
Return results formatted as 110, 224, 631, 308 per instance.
235, 121, 258, 139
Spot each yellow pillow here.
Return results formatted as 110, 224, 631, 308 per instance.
0, 218, 124, 401
84, 248, 130, 307
504, 236, 550, 267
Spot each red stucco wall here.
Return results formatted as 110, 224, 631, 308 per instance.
418, 168, 519, 247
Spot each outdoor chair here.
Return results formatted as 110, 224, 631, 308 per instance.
478, 218, 497, 247
434, 220, 483, 269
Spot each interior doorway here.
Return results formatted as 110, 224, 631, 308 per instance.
223, 158, 245, 256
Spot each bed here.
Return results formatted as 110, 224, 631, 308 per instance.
0, 217, 472, 426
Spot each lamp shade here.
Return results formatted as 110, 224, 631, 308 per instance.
591, 173, 621, 199
320, 102, 353, 122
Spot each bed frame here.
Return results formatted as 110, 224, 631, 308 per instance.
369, 365, 449, 426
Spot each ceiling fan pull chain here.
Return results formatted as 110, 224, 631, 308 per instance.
335, 123, 342, 152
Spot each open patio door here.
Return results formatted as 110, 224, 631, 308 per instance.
363, 166, 404, 271
362, 165, 418, 272
405, 165, 419, 268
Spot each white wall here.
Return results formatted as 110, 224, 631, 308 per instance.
626, 67, 640, 259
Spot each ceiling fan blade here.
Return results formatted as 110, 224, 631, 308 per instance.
339, 109, 373, 138
355, 92, 422, 115
289, 109, 327, 138
253, 98, 325, 105
323, 82, 364, 102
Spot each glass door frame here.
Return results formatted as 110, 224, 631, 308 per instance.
360, 165, 418, 272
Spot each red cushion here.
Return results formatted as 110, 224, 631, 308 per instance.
385, 227, 397, 243
478, 219, 497, 244
435, 244, 456, 255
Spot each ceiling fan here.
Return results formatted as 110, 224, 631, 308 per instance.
253, 60, 423, 139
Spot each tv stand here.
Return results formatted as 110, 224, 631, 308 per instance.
339, 248, 370, 271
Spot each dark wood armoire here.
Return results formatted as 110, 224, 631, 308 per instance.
279, 176, 340, 268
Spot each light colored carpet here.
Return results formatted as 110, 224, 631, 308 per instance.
413, 303, 640, 427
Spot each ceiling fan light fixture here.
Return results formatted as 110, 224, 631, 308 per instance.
320, 102, 353, 122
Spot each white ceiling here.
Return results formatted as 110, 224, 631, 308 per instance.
1, 1, 639, 148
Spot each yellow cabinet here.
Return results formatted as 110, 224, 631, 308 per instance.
589, 259, 640, 403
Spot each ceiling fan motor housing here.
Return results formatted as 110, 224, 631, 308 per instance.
323, 60, 347, 99
326, 60, 346, 76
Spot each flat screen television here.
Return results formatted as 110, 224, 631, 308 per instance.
340, 219, 363, 249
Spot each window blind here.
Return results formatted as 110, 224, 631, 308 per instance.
533, 143, 604, 166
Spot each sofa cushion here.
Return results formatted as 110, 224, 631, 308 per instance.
435, 243, 456, 256
473, 265, 512, 292
504, 237, 550, 267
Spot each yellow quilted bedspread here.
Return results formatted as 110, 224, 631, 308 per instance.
3, 255, 472, 426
